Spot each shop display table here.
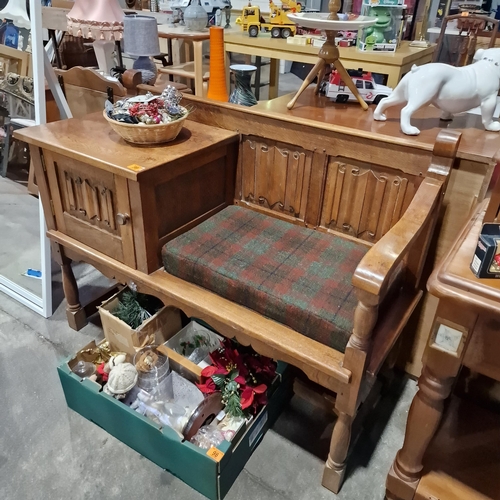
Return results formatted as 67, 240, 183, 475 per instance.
224, 33, 435, 98
386, 199, 500, 500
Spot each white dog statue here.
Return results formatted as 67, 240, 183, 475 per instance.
373, 47, 500, 135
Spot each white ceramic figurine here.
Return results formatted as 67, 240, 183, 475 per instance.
374, 47, 500, 135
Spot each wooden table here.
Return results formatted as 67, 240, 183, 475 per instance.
203, 88, 500, 377
157, 26, 211, 97
386, 199, 500, 500
224, 33, 436, 98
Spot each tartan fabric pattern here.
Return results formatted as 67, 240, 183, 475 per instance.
162, 206, 368, 353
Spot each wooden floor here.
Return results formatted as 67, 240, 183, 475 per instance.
415, 396, 500, 500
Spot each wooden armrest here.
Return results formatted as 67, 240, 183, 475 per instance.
352, 177, 443, 298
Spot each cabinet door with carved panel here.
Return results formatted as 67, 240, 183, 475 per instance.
43, 151, 136, 268
320, 158, 423, 243
238, 136, 313, 222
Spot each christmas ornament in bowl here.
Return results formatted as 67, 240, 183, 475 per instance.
103, 86, 189, 145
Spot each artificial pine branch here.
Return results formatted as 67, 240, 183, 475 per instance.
113, 290, 162, 329
219, 376, 243, 418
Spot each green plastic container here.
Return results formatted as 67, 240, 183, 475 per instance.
58, 357, 291, 500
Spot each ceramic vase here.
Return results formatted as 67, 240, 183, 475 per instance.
229, 64, 257, 106
184, 0, 207, 31
206, 27, 229, 101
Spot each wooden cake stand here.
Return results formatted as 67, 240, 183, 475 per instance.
287, 0, 376, 110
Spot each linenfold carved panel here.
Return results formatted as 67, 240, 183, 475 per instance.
321, 159, 423, 242
59, 168, 117, 233
239, 136, 312, 219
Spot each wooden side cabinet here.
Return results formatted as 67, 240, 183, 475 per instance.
17, 114, 238, 329
386, 199, 500, 500
20, 114, 239, 275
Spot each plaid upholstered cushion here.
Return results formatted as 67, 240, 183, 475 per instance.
162, 206, 368, 353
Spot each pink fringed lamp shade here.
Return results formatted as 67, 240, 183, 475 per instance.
67, 0, 125, 41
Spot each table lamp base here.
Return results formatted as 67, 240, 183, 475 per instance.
133, 55, 158, 84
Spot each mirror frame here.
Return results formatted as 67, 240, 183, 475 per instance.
0, 0, 52, 317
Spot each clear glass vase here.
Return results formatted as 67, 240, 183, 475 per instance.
229, 64, 258, 106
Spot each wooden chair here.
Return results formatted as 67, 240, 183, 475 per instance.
53, 66, 134, 118
433, 13, 499, 66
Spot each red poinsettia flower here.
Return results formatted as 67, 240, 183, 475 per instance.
197, 376, 217, 394
240, 384, 267, 410
197, 365, 228, 393
245, 354, 277, 381
209, 340, 249, 379
200, 365, 227, 378
195, 338, 276, 417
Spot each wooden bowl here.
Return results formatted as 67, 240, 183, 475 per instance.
103, 110, 188, 145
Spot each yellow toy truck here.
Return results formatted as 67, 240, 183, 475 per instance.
236, 0, 300, 38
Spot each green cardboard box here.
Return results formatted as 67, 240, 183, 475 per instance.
58, 351, 291, 500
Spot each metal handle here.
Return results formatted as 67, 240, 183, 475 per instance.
116, 213, 130, 226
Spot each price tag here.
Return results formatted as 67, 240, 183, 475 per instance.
206, 447, 225, 462
126, 164, 144, 172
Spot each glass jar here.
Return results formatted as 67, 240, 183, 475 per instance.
133, 346, 174, 401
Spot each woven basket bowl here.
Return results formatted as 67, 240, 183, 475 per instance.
103, 110, 188, 145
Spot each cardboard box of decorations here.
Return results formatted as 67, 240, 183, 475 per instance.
58, 290, 292, 500
98, 286, 182, 356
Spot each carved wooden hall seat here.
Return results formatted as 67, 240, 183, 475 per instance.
157, 130, 460, 494
17, 98, 461, 494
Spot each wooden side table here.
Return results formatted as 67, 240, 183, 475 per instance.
386, 198, 500, 500
224, 33, 436, 98
158, 27, 210, 97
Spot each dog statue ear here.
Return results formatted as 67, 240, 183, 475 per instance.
474, 48, 485, 62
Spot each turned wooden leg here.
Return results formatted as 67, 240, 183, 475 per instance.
61, 258, 87, 330
386, 366, 454, 499
323, 411, 353, 493
287, 59, 326, 110
385, 493, 399, 500
315, 64, 327, 95
386, 300, 475, 500
323, 295, 379, 494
